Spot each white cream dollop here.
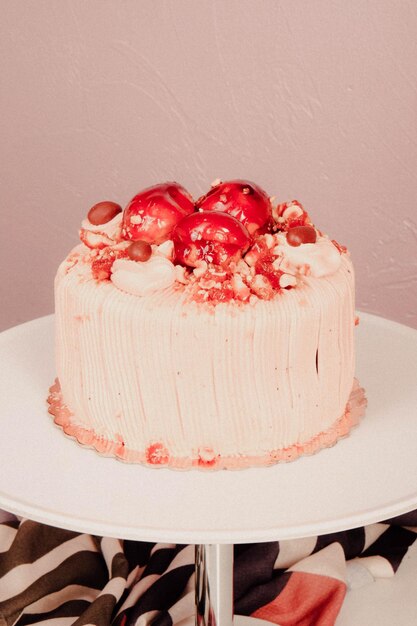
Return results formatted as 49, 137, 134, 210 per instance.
111, 255, 176, 296
273, 234, 342, 278
80, 213, 122, 248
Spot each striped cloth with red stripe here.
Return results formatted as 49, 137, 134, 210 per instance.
0, 510, 415, 626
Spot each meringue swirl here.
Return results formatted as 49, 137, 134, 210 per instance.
111, 256, 176, 296
273, 234, 342, 277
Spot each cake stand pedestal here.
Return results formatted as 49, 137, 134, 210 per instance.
1, 313, 417, 625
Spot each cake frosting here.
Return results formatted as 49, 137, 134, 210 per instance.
48, 180, 366, 469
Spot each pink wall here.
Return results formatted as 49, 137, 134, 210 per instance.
1, 0, 416, 330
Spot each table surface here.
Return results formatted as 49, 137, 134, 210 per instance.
0, 312, 416, 544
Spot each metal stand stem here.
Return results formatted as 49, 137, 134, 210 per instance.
195, 543, 275, 626
195, 544, 234, 626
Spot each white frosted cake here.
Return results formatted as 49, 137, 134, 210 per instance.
48, 179, 366, 469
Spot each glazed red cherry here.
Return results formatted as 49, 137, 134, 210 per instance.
196, 179, 272, 235
172, 211, 251, 268
122, 182, 194, 244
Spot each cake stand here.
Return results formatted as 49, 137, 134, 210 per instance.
0, 313, 417, 625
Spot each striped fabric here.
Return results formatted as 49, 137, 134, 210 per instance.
0, 511, 416, 626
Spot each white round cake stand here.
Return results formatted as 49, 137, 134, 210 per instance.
1, 313, 417, 625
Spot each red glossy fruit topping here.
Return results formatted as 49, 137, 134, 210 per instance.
122, 182, 194, 244
196, 180, 272, 235
91, 248, 128, 281
286, 225, 317, 247
172, 210, 251, 268
127, 240, 152, 262
87, 201, 122, 225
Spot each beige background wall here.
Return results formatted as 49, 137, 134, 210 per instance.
1, 0, 416, 331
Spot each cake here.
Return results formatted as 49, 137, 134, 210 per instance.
48, 179, 366, 470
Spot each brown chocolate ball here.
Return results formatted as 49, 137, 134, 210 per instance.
127, 240, 152, 262
87, 201, 122, 226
